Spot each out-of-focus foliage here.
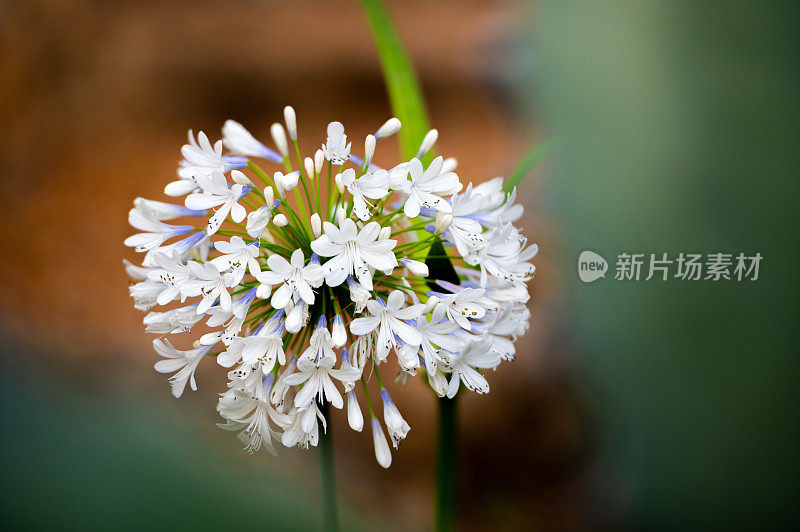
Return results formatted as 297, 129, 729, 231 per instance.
536, 1, 799, 528
359, 0, 432, 162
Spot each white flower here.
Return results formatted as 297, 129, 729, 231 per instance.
298, 318, 336, 364
141, 231, 207, 268
143, 303, 204, 335
347, 277, 371, 313
124, 200, 193, 252
222, 120, 283, 162
218, 319, 286, 370
124, 107, 535, 463
371, 417, 392, 468
338, 348, 362, 391
390, 156, 461, 218
445, 335, 498, 398
255, 249, 323, 308
209, 236, 261, 285
475, 224, 538, 286
133, 197, 205, 220
443, 184, 488, 262
281, 403, 325, 449
322, 121, 351, 164
153, 339, 213, 398
431, 284, 487, 330
284, 300, 309, 333
201, 288, 258, 345
182, 260, 235, 314
349, 290, 425, 362
285, 350, 360, 410
339, 168, 389, 221
145, 252, 191, 306
398, 304, 462, 374
311, 219, 398, 290
218, 374, 290, 455
380, 388, 410, 447
185, 171, 248, 235
178, 130, 246, 181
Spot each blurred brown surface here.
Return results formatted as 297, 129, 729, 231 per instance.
0, 1, 587, 530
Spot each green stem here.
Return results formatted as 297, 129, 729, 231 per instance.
318, 402, 339, 532
435, 396, 458, 532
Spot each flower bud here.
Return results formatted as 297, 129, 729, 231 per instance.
401, 257, 429, 277
263, 186, 274, 207
199, 332, 222, 346
270, 122, 289, 157
375, 117, 401, 141
230, 170, 253, 186
256, 282, 272, 299
283, 106, 297, 140
364, 134, 376, 167
415, 128, 438, 159
314, 149, 324, 174
304, 157, 315, 179
273, 171, 286, 198
334, 173, 345, 194
332, 315, 347, 347
423, 295, 439, 314
336, 206, 347, 226
272, 213, 288, 226
310, 213, 322, 238
348, 391, 364, 432
434, 212, 453, 234
441, 157, 458, 173
371, 417, 392, 468
280, 170, 300, 191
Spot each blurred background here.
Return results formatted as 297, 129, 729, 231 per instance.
0, 0, 797, 530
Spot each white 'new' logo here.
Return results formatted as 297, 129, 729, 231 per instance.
578, 251, 608, 283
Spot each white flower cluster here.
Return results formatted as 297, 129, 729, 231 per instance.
124, 107, 536, 467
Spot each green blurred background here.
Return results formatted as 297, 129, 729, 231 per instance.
536, 0, 799, 528
1, 0, 798, 529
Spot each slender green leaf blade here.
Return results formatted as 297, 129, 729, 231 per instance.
359, 0, 431, 161
503, 138, 558, 192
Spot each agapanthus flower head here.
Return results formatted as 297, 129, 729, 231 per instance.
124, 107, 536, 467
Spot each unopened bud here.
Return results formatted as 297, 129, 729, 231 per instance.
199, 332, 222, 346
415, 128, 438, 159
281, 170, 300, 191
263, 186, 274, 207
256, 283, 272, 299
230, 170, 253, 186
283, 106, 297, 140
314, 149, 324, 174
273, 171, 286, 198
378, 226, 391, 240
401, 258, 429, 277
434, 212, 453, 234
310, 213, 322, 238
304, 157, 315, 180
375, 117, 401, 141
441, 157, 458, 174
364, 134, 376, 167
334, 173, 345, 194
336, 207, 347, 226
270, 123, 289, 157
423, 295, 439, 314
273, 213, 288, 226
